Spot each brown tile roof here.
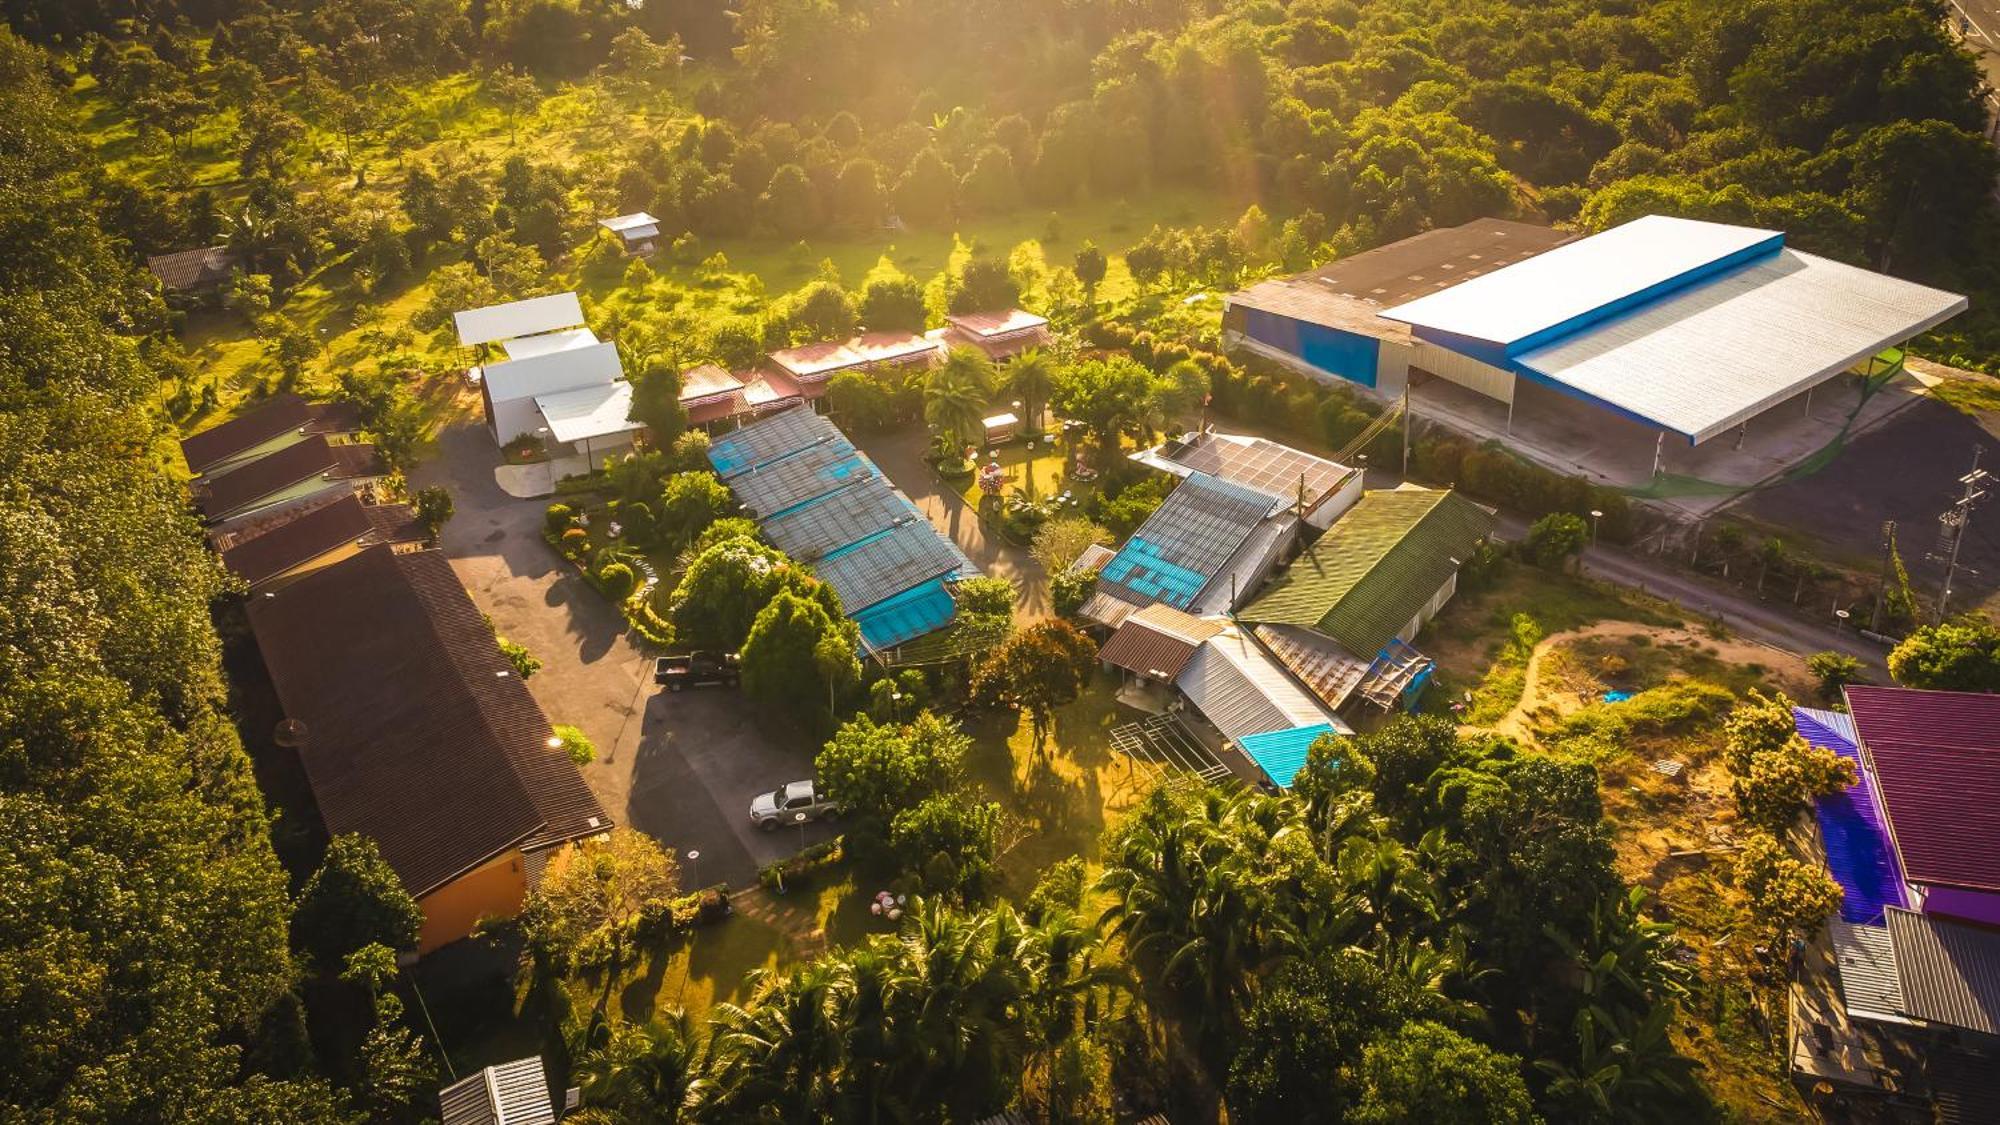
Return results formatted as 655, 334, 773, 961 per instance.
307, 399, 365, 434
221, 494, 375, 588
679, 364, 746, 401
180, 394, 316, 474
193, 434, 344, 521
1097, 604, 1225, 680
146, 245, 237, 290
363, 502, 425, 544
330, 442, 386, 479
769, 331, 941, 380
248, 547, 609, 898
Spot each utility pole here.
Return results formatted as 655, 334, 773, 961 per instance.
1930, 447, 1989, 625
1400, 380, 1412, 479
1868, 520, 1896, 633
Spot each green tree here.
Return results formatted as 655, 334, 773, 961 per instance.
741, 590, 859, 728
669, 536, 832, 650
486, 65, 539, 144
1733, 831, 1843, 950
895, 146, 957, 226
1073, 242, 1107, 295
1031, 515, 1113, 574
1005, 349, 1058, 435
890, 795, 1003, 899
1732, 735, 1854, 832
1888, 614, 2000, 691
413, 485, 454, 542
628, 360, 688, 445
953, 575, 1017, 619
834, 157, 886, 228
825, 369, 896, 430
658, 471, 733, 551
814, 711, 969, 852
519, 829, 680, 973
859, 271, 926, 332
292, 834, 424, 972
581, 1008, 717, 1123
1351, 1022, 1536, 1125
924, 346, 995, 448
970, 619, 1098, 754
759, 163, 821, 238
1526, 512, 1589, 569
949, 256, 1021, 314
1049, 356, 1161, 465
1806, 651, 1864, 702
786, 279, 858, 341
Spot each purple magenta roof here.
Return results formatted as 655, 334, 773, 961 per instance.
1845, 686, 2000, 894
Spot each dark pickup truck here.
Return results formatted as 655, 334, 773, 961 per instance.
654, 651, 740, 691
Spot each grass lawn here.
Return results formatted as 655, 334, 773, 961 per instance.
960, 437, 1099, 510
1928, 372, 2000, 417
1421, 562, 1680, 724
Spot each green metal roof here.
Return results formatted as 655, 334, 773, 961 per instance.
1239, 488, 1494, 655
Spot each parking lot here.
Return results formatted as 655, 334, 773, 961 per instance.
412, 424, 832, 892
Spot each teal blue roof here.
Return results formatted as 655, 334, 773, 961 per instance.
854, 579, 957, 649
1237, 723, 1336, 789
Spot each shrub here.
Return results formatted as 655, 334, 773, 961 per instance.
498, 637, 541, 679
598, 561, 636, 601
545, 502, 575, 534
1526, 512, 1589, 569
1806, 651, 1864, 701
553, 723, 597, 765
560, 526, 590, 558
1051, 568, 1098, 618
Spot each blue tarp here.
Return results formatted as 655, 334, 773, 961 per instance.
1796, 706, 1909, 925
1237, 723, 1337, 789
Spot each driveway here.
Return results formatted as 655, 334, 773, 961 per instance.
853, 425, 1051, 618
411, 424, 830, 891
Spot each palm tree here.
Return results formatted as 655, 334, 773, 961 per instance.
712, 961, 852, 1122
579, 1007, 719, 1123
219, 203, 279, 274
925, 346, 994, 449
1005, 349, 1057, 436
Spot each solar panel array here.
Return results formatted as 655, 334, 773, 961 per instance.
1172, 437, 1348, 508
1097, 473, 1272, 611
763, 480, 915, 561
729, 439, 867, 519
816, 520, 975, 614
707, 407, 838, 477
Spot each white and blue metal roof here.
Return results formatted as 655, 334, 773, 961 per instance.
1094, 473, 1275, 614
1376, 216, 1965, 444
707, 407, 977, 651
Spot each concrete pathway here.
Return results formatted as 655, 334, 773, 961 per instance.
494, 452, 592, 499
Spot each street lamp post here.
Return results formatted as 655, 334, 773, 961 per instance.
1589, 508, 1604, 545
685, 849, 700, 889
794, 811, 809, 854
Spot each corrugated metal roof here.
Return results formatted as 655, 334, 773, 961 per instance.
501, 326, 599, 361
1177, 627, 1340, 743
191, 434, 346, 521
1097, 606, 1223, 680
1846, 686, 2000, 893
814, 519, 972, 614
1383, 216, 1782, 350
1830, 921, 1906, 1023
220, 493, 374, 588
535, 381, 642, 444
1096, 473, 1274, 613
770, 331, 940, 379
180, 393, 314, 473
1135, 431, 1354, 512
439, 1055, 555, 1125
482, 341, 623, 405
1189, 512, 1293, 616
454, 293, 585, 347
1079, 588, 1145, 629
1252, 623, 1370, 710
1239, 487, 1494, 655
707, 406, 839, 477
1238, 723, 1338, 789
1885, 907, 2000, 1035
1516, 248, 1965, 443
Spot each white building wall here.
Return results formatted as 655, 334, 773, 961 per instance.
1394, 571, 1461, 646
1307, 468, 1367, 531
491, 396, 548, 445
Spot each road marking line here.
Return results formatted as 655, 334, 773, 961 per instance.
1951, 0, 1995, 46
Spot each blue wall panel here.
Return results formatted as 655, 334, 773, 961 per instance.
1242, 308, 1380, 388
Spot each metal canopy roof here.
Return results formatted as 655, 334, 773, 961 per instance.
1847, 686, 2000, 894
1885, 907, 2000, 1035
1238, 723, 1338, 789
1517, 248, 1966, 443
1134, 431, 1353, 512
1096, 473, 1274, 613
708, 406, 839, 477
1382, 216, 1782, 352
1176, 627, 1342, 744
534, 381, 642, 444
762, 480, 913, 561
454, 292, 585, 346
483, 341, 623, 404
729, 438, 870, 520
814, 519, 974, 614
502, 326, 600, 361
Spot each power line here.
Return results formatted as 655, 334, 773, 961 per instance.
1927, 446, 1989, 624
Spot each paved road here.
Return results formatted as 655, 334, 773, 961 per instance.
411, 424, 830, 891
1491, 512, 1892, 679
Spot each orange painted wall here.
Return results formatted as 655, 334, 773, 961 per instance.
417, 849, 528, 953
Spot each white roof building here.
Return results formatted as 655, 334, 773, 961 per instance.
438, 1056, 555, 1125
501, 326, 600, 362
481, 340, 625, 446
454, 293, 586, 348
535, 381, 642, 447
599, 212, 661, 243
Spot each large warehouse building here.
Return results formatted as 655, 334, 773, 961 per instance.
1226, 216, 1968, 509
